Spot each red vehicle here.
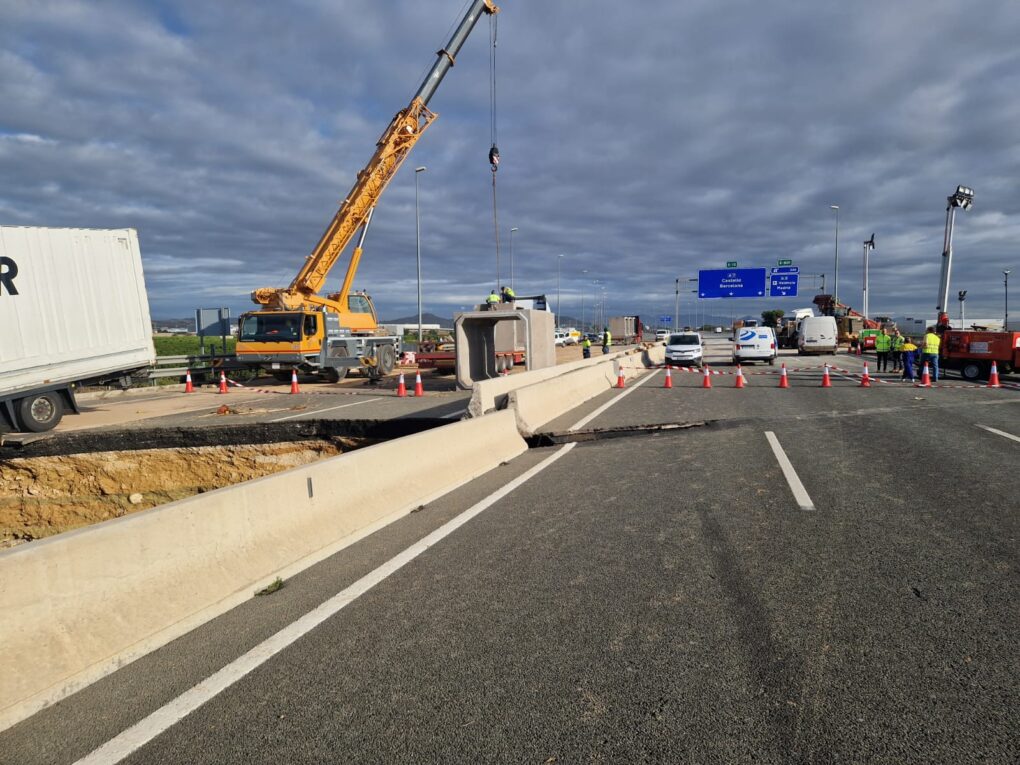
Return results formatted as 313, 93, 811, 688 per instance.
940, 329, 1020, 381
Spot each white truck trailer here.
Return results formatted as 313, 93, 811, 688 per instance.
0, 226, 155, 432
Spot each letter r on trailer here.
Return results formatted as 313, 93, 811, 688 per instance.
0, 256, 18, 295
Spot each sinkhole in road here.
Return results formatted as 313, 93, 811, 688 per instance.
0, 417, 449, 549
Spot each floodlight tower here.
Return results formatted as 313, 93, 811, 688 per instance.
958, 289, 967, 328
862, 234, 875, 322
936, 185, 974, 328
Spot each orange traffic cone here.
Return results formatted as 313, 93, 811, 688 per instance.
184, 369, 194, 393
414, 372, 424, 397
856, 343, 862, 356
919, 362, 932, 387
396, 373, 407, 397
663, 365, 673, 389
860, 362, 871, 388
988, 361, 1001, 388
218, 370, 229, 394
734, 364, 745, 388
820, 364, 832, 388
290, 368, 300, 394
702, 366, 712, 389
778, 363, 789, 388
616, 364, 626, 388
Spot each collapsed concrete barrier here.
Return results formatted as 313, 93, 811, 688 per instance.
0, 410, 527, 732
509, 356, 650, 436
468, 348, 635, 417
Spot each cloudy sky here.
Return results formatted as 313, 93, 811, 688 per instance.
2, 0, 1018, 326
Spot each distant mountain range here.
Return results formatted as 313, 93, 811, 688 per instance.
383, 312, 453, 326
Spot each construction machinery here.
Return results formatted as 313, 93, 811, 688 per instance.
236, 0, 500, 381
813, 294, 881, 346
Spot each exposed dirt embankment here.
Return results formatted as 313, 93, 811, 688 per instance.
1, 440, 345, 549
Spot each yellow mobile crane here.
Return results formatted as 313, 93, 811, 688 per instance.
236, 0, 500, 381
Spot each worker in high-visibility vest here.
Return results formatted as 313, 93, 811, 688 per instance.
901, 338, 918, 381
485, 290, 500, 309
500, 285, 516, 304
581, 336, 592, 359
874, 328, 892, 372
602, 327, 612, 355
922, 327, 941, 381
890, 330, 905, 372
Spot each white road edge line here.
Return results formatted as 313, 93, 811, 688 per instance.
268, 398, 371, 422
77, 362, 659, 764
764, 431, 816, 511
74, 442, 578, 765
975, 424, 1020, 443
569, 368, 661, 431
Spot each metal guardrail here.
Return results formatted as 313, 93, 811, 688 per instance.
147, 354, 236, 380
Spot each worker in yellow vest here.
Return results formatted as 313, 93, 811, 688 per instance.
890, 330, 905, 372
901, 338, 918, 381
602, 327, 612, 355
485, 289, 500, 309
874, 328, 892, 372
922, 327, 941, 381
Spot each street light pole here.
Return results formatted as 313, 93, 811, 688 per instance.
958, 290, 967, 328
830, 205, 840, 305
509, 227, 519, 291
556, 254, 564, 330
580, 269, 588, 332
1006, 270, 1012, 331
674, 278, 680, 332
414, 166, 427, 351
862, 234, 875, 322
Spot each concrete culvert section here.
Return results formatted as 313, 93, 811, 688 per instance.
0, 440, 350, 549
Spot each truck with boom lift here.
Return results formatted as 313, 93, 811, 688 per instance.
236, 0, 500, 382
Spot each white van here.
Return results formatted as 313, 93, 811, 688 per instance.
732, 326, 777, 365
798, 316, 838, 354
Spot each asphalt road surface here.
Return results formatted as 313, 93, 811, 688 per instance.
3, 348, 1018, 764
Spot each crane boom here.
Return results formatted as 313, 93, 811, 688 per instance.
251, 0, 500, 311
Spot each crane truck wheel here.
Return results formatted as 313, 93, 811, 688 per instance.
376, 344, 396, 376
321, 367, 347, 383
16, 392, 64, 433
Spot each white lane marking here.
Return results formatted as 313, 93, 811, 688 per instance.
268, 398, 372, 422
764, 431, 816, 511
975, 424, 1020, 443
441, 409, 467, 419
78, 363, 657, 763
74, 441, 577, 765
569, 368, 661, 431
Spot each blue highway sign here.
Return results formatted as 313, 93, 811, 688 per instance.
771, 266, 799, 275
769, 272, 800, 297
698, 268, 767, 299
659, 315, 672, 324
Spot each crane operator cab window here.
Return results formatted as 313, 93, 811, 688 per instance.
348, 294, 374, 316
303, 314, 318, 339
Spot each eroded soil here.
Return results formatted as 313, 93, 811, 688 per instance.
0, 440, 345, 548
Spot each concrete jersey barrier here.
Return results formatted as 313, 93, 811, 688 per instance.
0, 409, 527, 732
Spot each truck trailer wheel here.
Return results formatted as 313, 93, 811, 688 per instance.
960, 361, 986, 381
17, 392, 64, 432
321, 367, 348, 383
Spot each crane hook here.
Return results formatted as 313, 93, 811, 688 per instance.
488, 144, 500, 173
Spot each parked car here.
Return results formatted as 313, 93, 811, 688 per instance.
655, 328, 669, 342
665, 332, 703, 367
797, 316, 839, 355
554, 330, 569, 346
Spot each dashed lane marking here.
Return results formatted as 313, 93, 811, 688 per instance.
975, 424, 1020, 444
268, 398, 372, 422
764, 431, 816, 511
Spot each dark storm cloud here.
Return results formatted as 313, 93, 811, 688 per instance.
1, 0, 1017, 323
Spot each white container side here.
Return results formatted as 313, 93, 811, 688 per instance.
0, 226, 155, 395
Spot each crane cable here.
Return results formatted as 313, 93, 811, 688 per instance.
488, 11, 501, 292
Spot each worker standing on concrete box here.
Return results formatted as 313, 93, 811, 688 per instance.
901, 337, 918, 381
486, 289, 500, 309
500, 285, 515, 304
922, 327, 941, 381
891, 330, 904, 372
602, 327, 612, 355
874, 328, 891, 372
